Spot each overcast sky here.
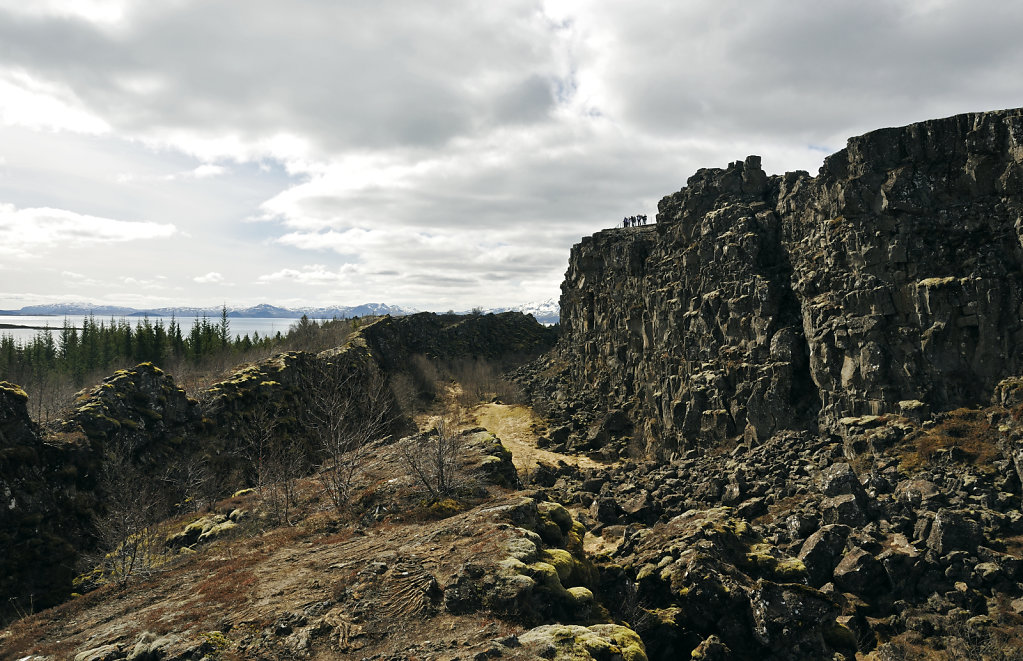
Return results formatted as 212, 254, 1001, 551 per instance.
0, 0, 1020, 311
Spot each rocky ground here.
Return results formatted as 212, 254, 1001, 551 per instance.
5, 109, 1023, 659
513, 376, 1023, 659
6, 375, 1023, 659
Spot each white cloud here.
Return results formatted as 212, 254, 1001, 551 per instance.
0, 69, 110, 134
193, 272, 224, 284
256, 264, 357, 285
116, 162, 228, 183
0, 0, 131, 25
190, 164, 226, 179
0, 203, 176, 258
0, 1, 1021, 309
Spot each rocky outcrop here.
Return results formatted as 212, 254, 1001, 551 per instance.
0, 383, 94, 620
522, 108, 1023, 454
68, 362, 201, 461
782, 110, 1023, 430
602, 507, 849, 660
520, 376, 1023, 659
360, 311, 558, 372
0, 312, 554, 619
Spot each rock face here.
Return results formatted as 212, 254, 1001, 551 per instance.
525, 108, 1023, 454
0, 383, 93, 619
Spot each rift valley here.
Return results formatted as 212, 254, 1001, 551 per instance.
3, 108, 1023, 660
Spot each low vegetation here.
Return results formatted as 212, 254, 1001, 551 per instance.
899, 407, 1001, 472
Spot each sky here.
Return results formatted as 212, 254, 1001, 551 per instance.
0, 1, 1021, 312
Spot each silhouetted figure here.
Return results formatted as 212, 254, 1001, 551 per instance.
621, 214, 650, 228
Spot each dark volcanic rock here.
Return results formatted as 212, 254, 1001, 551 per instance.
833, 547, 889, 598
608, 508, 841, 659
0, 382, 94, 620
521, 108, 1023, 456
799, 524, 852, 588
926, 508, 983, 555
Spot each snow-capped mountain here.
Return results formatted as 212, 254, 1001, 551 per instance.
482, 299, 559, 324
0, 302, 419, 319
0, 300, 555, 323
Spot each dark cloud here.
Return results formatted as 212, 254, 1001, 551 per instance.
0, 1, 562, 153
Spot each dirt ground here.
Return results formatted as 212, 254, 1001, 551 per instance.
471, 403, 607, 473
1, 386, 619, 660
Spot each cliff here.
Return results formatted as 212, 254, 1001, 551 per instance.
530, 108, 1023, 457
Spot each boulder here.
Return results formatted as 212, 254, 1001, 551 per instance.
799, 525, 851, 587
926, 508, 983, 555
833, 547, 889, 598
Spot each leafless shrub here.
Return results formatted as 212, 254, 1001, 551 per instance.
445, 357, 524, 407
304, 354, 394, 517
88, 435, 171, 585
398, 416, 478, 501
167, 452, 219, 513
262, 436, 307, 526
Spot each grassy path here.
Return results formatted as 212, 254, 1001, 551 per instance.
472, 403, 607, 473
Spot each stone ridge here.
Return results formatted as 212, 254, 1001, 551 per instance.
533, 108, 1023, 456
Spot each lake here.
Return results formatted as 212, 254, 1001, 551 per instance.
0, 315, 317, 346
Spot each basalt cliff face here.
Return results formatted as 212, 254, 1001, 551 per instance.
535, 108, 1023, 457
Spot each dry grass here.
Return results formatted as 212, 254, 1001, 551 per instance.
0, 584, 116, 660
898, 408, 1000, 473
472, 402, 608, 473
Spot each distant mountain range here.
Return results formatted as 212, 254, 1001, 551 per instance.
482, 299, 560, 324
0, 300, 560, 324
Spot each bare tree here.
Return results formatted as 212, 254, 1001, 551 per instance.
233, 403, 308, 525
91, 436, 169, 584
237, 405, 281, 494
262, 434, 307, 526
167, 451, 218, 513
399, 415, 475, 501
304, 354, 394, 516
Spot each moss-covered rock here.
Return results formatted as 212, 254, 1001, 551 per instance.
68, 362, 200, 457
0, 382, 95, 620
605, 507, 842, 659
445, 498, 601, 624
467, 430, 519, 487
518, 623, 648, 661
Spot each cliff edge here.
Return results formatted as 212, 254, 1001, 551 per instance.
525, 108, 1023, 457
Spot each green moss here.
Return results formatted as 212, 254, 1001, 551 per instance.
427, 498, 465, 518
636, 563, 658, 581
544, 548, 576, 582
539, 501, 574, 533
520, 624, 647, 661
567, 586, 594, 607
918, 276, 958, 287
743, 543, 807, 581
0, 381, 28, 401
527, 561, 564, 590
202, 630, 233, 659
